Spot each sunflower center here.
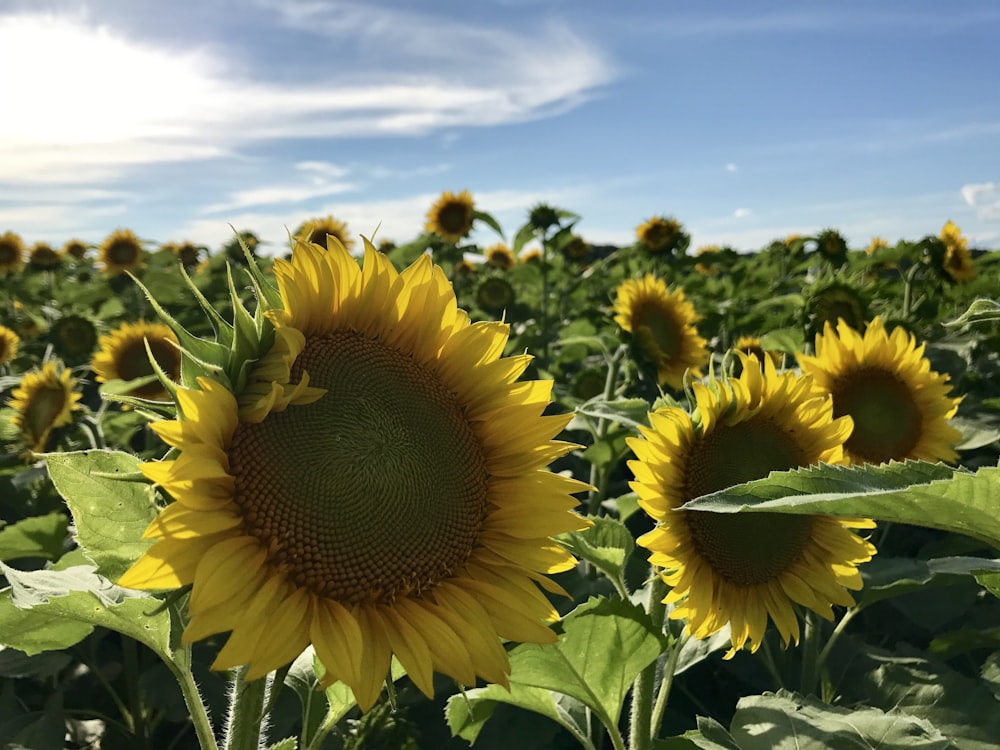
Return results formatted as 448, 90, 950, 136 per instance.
119, 338, 181, 399
24, 385, 67, 449
229, 330, 490, 605
633, 304, 681, 359
108, 240, 140, 265
683, 418, 813, 585
832, 368, 921, 463
0, 244, 19, 265
437, 203, 471, 236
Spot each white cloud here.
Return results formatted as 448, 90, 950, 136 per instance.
725, 163, 739, 173
0, 12, 615, 184
733, 207, 752, 218
961, 182, 1000, 221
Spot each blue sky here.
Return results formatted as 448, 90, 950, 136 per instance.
1, 0, 998, 254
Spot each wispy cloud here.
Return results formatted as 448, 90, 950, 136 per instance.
961, 182, 1000, 221
725, 163, 739, 173
733, 207, 751, 219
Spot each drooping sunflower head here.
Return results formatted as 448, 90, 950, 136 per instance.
561, 234, 590, 262
613, 275, 709, 389
171, 241, 204, 268
476, 276, 516, 314
28, 242, 63, 271
119, 234, 590, 711
92, 321, 182, 403
628, 353, 875, 657
636, 216, 685, 254
50, 314, 100, 364
8, 360, 82, 454
937, 220, 975, 283
798, 316, 962, 465
98, 229, 146, 275
62, 239, 90, 261
454, 258, 478, 277
804, 281, 869, 339
814, 228, 849, 266
425, 190, 476, 244
0, 325, 20, 367
296, 215, 355, 252
484, 243, 516, 270
0, 231, 26, 274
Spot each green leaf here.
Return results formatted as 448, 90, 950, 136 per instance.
943, 298, 1000, 327
603, 492, 640, 523
0, 512, 68, 562
729, 690, 956, 749
859, 556, 1000, 608
950, 416, 1000, 451
683, 461, 1000, 550
0, 589, 93, 653
1, 564, 172, 660
473, 210, 505, 240
45, 450, 157, 580
445, 683, 593, 748
557, 516, 635, 591
575, 398, 650, 431
758, 327, 805, 354
863, 652, 1000, 750
505, 597, 667, 740
512, 222, 537, 254
976, 572, 1000, 598
267, 739, 298, 750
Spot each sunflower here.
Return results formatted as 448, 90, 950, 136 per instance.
797, 317, 962, 465
454, 259, 478, 277
613, 275, 709, 389
804, 281, 869, 339
694, 245, 721, 276
0, 231, 25, 274
561, 235, 589, 262
50, 314, 100, 363
815, 229, 848, 266
865, 237, 888, 256
629, 353, 875, 658
174, 241, 204, 268
732, 335, 782, 367
425, 190, 475, 244
119, 236, 590, 711
484, 243, 516, 270
938, 220, 975, 283
520, 248, 542, 264
636, 216, 684, 254
98, 229, 146, 275
28, 242, 63, 270
8, 360, 82, 453
0, 325, 20, 366
92, 321, 182, 402
62, 239, 90, 261
476, 277, 516, 314
296, 215, 355, 253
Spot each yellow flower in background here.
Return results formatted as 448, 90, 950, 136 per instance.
98, 228, 146, 275
485, 243, 516, 270
865, 237, 889, 256
62, 239, 90, 261
629, 354, 875, 658
732, 335, 782, 366
120, 236, 589, 711
694, 245, 721, 276
613, 275, 709, 389
296, 215, 355, 252
163, 240, 204, 268
520, 248, 542, 263
0, 325, 20, 366
0, 231, 26, 274
939, 220, 975, 283
8, 360, 82, 453
28, 242, 63, 270
92, 321, 182, 403
426, 190, 476, 244
636, 216, 682, 253
798, 317, 962, 465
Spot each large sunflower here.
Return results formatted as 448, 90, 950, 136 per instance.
92, 321, 182, 402
0, 325, 20, 367
99, 229, 146, 275
119, 236, 589, 710
296, 215, 355, 252
0, 231, 25, 274
629, 354, 875, 657
8, 360, 82, 453
636, 216, 684, 254
798, 317, 962, 465
425, 190, 475, 244
613, 275, 709, 389
28, 242, 63, 270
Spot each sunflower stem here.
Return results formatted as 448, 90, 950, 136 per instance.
650, 630, 688, 741
222, 666, 269, 750
162, 637, 218, 750
799, 610, 822, 696
587, 347, 624, 517
628, 574, 668, 750
122, 635, 150, 749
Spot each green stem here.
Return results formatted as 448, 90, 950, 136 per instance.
799, 610, 822, 696
162, 642, 218, 750
901, 263, 921, 319
628, 575, 668, 750
816, 606, 860, 675
650, 631, 688, 741
540, 229, 551, 367
222, 666, 269, 750
759, 638, 785, 690
586, 347, 624, 517
122, 636, 150, 749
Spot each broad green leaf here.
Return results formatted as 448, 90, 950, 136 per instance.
445, 683, 593, 748
46, 450, 157, 580
574, 398, 651, 431
729, 690, 956, 749
758, 327, 805, 354
473, 209, 505, 239
284, 648, 328, 746
950, 416, 1000, 451
674, 629, 732, 675
310, 655, 407, 729
603, 492, 640, 523
506, 597, 667, 738
943, 298, 1000, 327
683, 461, 1000, 550
512, 222, 536, 254
976, 572, 1000, 598
859, 556, 1000, 608
0, 512, 68, 562
0, 564, 172, 660
557, 516, 635, 592
0, 589, 92, 653
981, 652, 1000, 700
863, 652, 1000, 750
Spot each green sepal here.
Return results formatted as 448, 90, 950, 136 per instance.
178, 262, 235, 349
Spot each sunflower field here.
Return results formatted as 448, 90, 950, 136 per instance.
1, 196, 999, 750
